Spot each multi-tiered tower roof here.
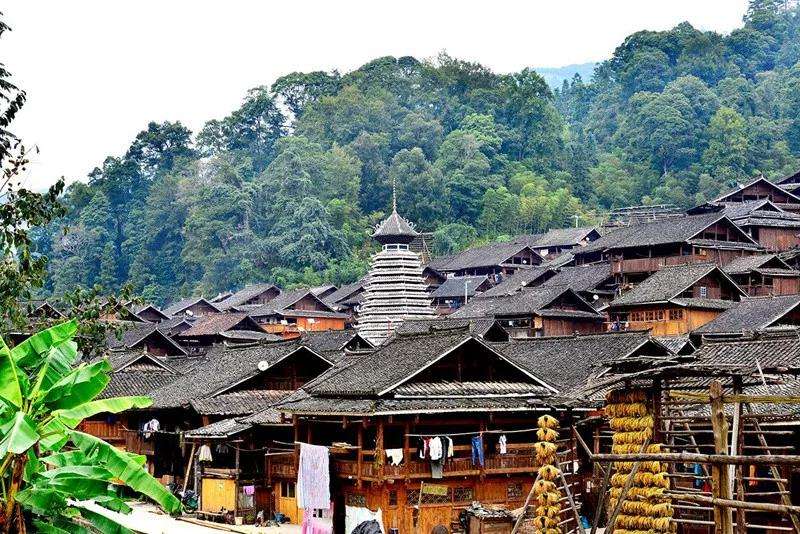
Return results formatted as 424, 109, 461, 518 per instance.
356, 196, 435, 345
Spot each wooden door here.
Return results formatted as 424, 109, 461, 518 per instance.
201, 477, 236, 512
277, 480, 303, 524
409, 505, 452, 534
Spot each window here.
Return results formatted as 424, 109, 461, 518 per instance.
281, 481, 295, 499
669, 309, 683, 321
699, 286, 708, 298
389, 490, 398, 507
347, 494, 367, 507
454, 487, 474, 503
507, 483, 523, 500
655, 310, 664, 321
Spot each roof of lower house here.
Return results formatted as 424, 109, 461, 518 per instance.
693, 329, 800, 371
393, 317, 505, 339
515, 227, 601, 249
246, 288, 338, 317
714, 176, 800, 204
185, 418, 253, 439
577, 213, 760, 256
430, 275, 489, 299
106, 323, 187, 356
178, 312, 263, 337
654, 336, 696, 355
451, 285, 602, 319
490, 330, 669, 393
692, 295, 800, 335
162, 297, 220, 317
129, 303, 169, 322
610, 263, 746, 307
538, 263, 614, 294
426, 242, 542, 272
215, 283, 281, 311
324, 279, 366, 306
190, 389, 289, 416
476, 267, 558, 298
148, 340, 324, 409
100, 370, 179, 400
723, 254, 794, 275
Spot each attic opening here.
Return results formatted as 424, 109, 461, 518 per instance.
227, 348, 331, 392
409, 338, 534, 385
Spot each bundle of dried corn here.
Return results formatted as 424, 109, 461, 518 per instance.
605, 389, 674, 534
531, 414, 563, 534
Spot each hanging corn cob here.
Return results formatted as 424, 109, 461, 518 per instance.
604, 389, 674, 533
530, 414, 563, 533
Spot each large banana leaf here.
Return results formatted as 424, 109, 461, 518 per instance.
30, 341, 79, 398
40, 465, 114, 480
11, 320, 78, 369
38, 417, 71, 452
42, 449, 88, 468
15, 486, 68, 515
75, 506, 135, 534
41, 359, 112, 410
33, 518, 90, 534
0, 412, 40, 456
0, 337, 23, 407
70, 431, 182, 514
53, 396, 152, 428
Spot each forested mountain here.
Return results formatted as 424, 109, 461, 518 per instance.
33, 0, 800, 304
535, 63, 597, 89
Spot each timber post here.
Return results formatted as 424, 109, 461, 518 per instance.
710, 381, 733, 534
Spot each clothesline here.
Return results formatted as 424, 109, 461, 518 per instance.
405, 426, 544, 438
271, 439, 362, 450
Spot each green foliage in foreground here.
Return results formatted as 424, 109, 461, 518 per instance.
0, 320, 180, 533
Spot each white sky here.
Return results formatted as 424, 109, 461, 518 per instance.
4, 0, 748, 190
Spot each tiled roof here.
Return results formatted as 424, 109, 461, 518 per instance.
190, 390, 289, 416
654, 336, 696, 355
216, 283, 280, 311
239, 406, 287, 425
393, 317, 502, 338
451, 285, 601, 319
99, 370, 178, 400
723, 254, 791, 274
427, 242, 542, 271
715, 176, 800, 203
610, 263, 743, 307
517, 227, 600, 248
538, 263, 614, 293
476, 267, 557, 298
430, 276, 489, 298
693, 295, 800, 335
372, 209, 419, 241
578, 213, 757, 255
185, 418, 252, 439
324, 279, 366, 306
106, 323, 187, 356
179, 312, 259, 337
247, 288, 336, 316
162, 297, 220, 317
694, 330, 800, 371
277, 395, 551, 416
490, 330, 664, 392
394, 381, 549, 397
148, 340, 315, 408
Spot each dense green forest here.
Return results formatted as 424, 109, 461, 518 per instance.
33, 0, 800, 304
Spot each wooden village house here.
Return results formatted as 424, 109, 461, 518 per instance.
722, 253, 800, 296
608, 262, 747, 335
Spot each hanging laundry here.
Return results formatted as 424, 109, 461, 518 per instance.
385, 448, 403, 466
142, 418, 160, 439
417, 438, 425, 459
498, 434, 507, 455
198, 444, 213, 463
302, 515, 332, 534
423, 438, 430, 459
345, 505, 385, 534
297, 443, 330, 510
471, 435, 484, 467
446, 437, 454, 458
243, 485, 255, 495
429, 436, 443, 461
430, 457, 444, 479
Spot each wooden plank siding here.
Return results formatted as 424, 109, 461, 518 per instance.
623, 306, 722, 336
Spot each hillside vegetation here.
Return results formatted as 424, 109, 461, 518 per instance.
34, 0, 800, 304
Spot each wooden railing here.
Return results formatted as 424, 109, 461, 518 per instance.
327, 453, 537, 481
123, 430, 155, 455
78, 420, 125, 441
612, 254, 708, 274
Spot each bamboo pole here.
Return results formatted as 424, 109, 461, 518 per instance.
510, 472, 541, 534
605, 438, 650, 534
747, 406, 800, 534
589, 451, 800, 465
662, 491, 800, 515
590, 461, 612, 534
558, 467, 586, 534
710, 381, 733, 534
182, 442, 197, 494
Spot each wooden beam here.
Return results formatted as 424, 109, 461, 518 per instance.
669, 392, 800, 404
590, 461, 612, 534
558, 466, 586, 534
606, 438, 650, 534
664, 491, 800, 515
510, 473, 541, 534
589, 451, 800, 466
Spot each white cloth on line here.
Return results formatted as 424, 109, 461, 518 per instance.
198, 444, 213, 462
499, 434, 507, 454
429, 436, 443, 461
385, 448, 403, 466
345, 505, 385, 534
446, 437, 454, 458
297, 443, 330, 510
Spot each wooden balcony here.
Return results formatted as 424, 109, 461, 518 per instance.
78, 420, 125, 442
612, 254, 708, 274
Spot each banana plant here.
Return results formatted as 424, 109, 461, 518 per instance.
0, 320, 181, 533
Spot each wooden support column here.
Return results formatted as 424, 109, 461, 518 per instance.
710, 381, 733, 534
403, 420, 411, 482
357, 423, 364, 489
732, 377, 747, 534
479, 420, 486, 481
376, 418, 385, 483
